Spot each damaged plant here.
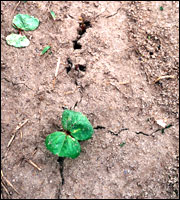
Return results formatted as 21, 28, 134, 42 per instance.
45, 109, 94, 159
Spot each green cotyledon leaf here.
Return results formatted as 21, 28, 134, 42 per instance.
61, 110, 94, 141
45, 131, 81, 159
13, 14, 39, 31
6, 33, 30, 47
50, 11, 56, 20
41, 45, 51, 55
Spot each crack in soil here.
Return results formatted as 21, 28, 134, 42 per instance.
56, 157, 65, 199
135, 131, 150, 137
57, 157, 65, 185
72, 82, 85, 110
94, 126, 106, 130
2, 77, 34, 91
108, 128, 129, 136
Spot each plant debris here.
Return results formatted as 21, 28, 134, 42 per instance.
1, 170, 20, 195
25, 159, 42, 171
153, 75, 175, 84
7, 119, 29, 148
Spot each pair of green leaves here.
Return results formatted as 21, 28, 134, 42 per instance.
6, 14, 39, 48
45, 110, 94, 159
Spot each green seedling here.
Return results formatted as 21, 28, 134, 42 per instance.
45, 110, 94, 159
160, 6, 164, 11
50, 11, 56, 20
41, 46, 51, 55
6, 14, 39, 48
119, 142, 126, 148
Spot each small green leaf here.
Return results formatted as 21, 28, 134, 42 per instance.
41, 46, 51, 55
13, 14, 39, 31
160, 6, 164, 11
45, 131, 81, 159
6, 33, 30, 47
50, 11, 56, 20
60, 135, 81, 159
119, 142, 126, 148
62, 110, 94, 141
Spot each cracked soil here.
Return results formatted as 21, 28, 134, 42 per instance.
1, 1, 179, 199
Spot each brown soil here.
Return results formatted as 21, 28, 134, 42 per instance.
1, 1, 179, 199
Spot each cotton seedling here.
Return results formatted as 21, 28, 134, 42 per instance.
45, 110, 94, 159
6, 14, 39, 48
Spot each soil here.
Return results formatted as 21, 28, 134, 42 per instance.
1, 1, 179, 199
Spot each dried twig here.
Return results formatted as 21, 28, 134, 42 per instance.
153, 75, 175, 84
14, 119, 29, 133
106, 7, 121, 18
25, 159, 42, 171
1, 181, 10, 195
119, 81, 130, 85
7, 135, 16, 148
7, 119, 29, 148
12, 1, 21, 16
108, 81, 130, 92
109, 82, 120, 91
1, 170, 20, 194
64, 90, 75, 95
52, 57, 61, 89
31, 148, 38, 157
55, 57, 61, 78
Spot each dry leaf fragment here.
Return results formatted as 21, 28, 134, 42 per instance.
153, 75, 175, 84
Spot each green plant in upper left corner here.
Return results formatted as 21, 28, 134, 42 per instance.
6, 14, 39, 48
45, 109, 94, 159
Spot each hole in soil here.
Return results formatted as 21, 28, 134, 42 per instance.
66, 66, 71, 73
77, 14, 92, 36
73, 40, 82, 49
78, 64, 86, 72
74, 79, 78, 85
66, 57, 73, 73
